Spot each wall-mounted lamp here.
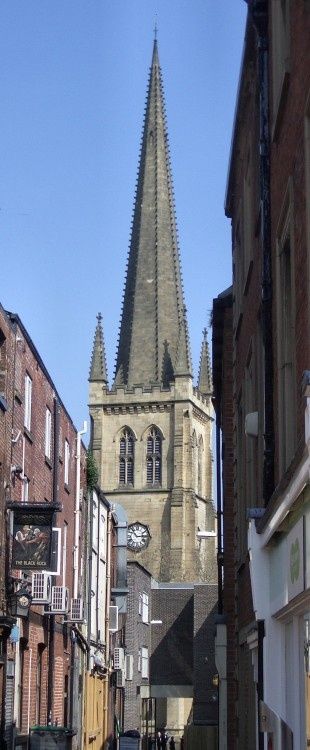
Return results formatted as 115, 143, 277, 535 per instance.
11, 465, 23, 476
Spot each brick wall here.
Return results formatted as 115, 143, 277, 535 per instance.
124, 562, 152, 731
0, 307, 87, 739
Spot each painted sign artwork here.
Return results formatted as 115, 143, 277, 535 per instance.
12, 510, 53, 570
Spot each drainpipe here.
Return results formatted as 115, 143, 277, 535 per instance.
74, 422, 87, 599
216, 415, 223, 615
257, 620, 265, 750
249, 0, 274, 503
47, 397, 60, 722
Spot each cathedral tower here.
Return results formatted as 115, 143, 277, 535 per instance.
89, 41, 214, 583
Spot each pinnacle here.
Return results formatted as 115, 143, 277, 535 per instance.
89, 313, 108, 384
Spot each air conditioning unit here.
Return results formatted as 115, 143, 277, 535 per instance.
116, 669, 125, 688
69, 598, 84, 622
51, 586, 69, 613
114, 647, 125, 671
109, 605, 119, 633
31, 573, 52, 604
125, 654, 134, 681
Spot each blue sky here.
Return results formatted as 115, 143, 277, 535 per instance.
1, 1, 247, 432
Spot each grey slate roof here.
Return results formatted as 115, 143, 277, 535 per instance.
114, 40, 190, 387
89, 312, 108, 383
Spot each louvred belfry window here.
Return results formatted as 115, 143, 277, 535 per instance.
146, 427, 161, 485
119, 429, 134, 485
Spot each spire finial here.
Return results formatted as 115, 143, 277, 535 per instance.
203, 326, 207, 341
154, 14, 158, 41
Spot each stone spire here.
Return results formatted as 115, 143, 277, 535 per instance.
114, 40, 190, 387
198, 327, 212, 394
89, 313, 108, 384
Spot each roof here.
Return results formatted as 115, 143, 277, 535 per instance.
114, 40, 191, 387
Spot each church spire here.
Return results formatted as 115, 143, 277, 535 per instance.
89, 313, 108, 384
114, 40, 190, 387
198, 327, 212, 394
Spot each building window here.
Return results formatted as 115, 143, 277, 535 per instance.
278, 234, 296, 471
141, 647, 149, 679
271, 0, 290, 132
64, 439, 70, 485
45, 407, 52, 460
146, 427, 161, 485
24, 374, 32, 431
139, 593, 149, 624
119, 428, 134, 485
138, 648, 141, 673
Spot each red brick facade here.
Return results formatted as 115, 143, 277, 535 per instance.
216, 1, 310, 747
0, 305, 87, 747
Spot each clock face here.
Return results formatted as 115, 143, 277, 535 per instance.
127, 522, 150, 552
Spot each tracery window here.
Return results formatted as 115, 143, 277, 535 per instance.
119, 428, 134, 485
146, 427, 161, 485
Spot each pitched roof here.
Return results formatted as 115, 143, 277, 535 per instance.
114, 40, 190, 387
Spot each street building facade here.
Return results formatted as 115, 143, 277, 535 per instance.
214, 1, 310, 748
0, 305, 88, 749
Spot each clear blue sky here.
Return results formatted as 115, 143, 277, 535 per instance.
1, 1, 247, 433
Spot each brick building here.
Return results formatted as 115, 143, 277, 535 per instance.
0, 305, 88, 749
123, 562, 152, 736
214, 1, 310, 748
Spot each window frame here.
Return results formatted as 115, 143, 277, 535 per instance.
275, 180, 296, 474
24, 373, 32, 431
141, 646, 149, 679
146, 427, 162, 486
45, 407, 52, 460
119, 428, 135, 486
64, 439, 70, 486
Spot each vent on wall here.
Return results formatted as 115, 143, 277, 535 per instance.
51, 586, 69, 613
31, 573, 52, 604
69, 598, 84, 622
114, 647, 125, 671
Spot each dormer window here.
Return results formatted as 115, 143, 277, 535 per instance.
119, 429, 134, 485
146, 427, 161, 485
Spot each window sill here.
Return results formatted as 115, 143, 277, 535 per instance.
24, 427, 33, 444
45, 456, 53, 470
64, 483, 70, 494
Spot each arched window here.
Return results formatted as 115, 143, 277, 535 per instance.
119, 429, 134, 485
146, 427, 161, 485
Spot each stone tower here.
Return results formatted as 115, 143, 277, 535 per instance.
89, 40, 214, 583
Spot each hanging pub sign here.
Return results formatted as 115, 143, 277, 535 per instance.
7, 502, 61, 571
